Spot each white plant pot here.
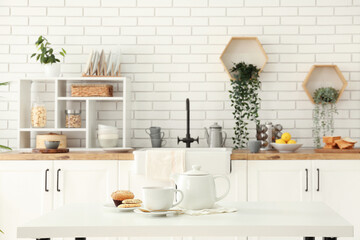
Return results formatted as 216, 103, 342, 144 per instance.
44, 64, 60, 77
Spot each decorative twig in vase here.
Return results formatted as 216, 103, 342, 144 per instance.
229, 62, 261, 149
312, 87, 339, 148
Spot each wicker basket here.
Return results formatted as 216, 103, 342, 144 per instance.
71, 84, 113, 97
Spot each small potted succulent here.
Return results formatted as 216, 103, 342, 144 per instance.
312, 87, 339, 148
31, 36, 66, 77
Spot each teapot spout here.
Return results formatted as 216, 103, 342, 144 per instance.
204, 127, 210, 146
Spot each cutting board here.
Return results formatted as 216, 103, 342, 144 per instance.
32, 148, 69, 154
315, 148, 360, 153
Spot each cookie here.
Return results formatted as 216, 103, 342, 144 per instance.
122, 199, 142, 204
118, 203, 141, 208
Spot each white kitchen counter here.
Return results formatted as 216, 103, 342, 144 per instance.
17, 202, 353, 239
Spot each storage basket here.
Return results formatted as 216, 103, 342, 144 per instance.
71, 84, 113, 97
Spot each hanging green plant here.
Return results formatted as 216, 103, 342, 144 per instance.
229, 62, 261, 149
312, 87, 339, 148
31, 35, 66, 64
0, 82, 11, 151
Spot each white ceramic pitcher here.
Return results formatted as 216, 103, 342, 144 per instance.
172, 165, 230, 210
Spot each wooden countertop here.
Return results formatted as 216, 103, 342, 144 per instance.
0, 149, 359, 160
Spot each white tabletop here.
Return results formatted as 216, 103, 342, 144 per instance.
17, 202, 353, 239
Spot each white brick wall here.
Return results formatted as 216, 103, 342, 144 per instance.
0, 0, 359, 148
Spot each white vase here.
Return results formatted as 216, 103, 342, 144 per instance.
44, 64, 60, 77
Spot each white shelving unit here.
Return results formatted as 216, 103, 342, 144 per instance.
18, 76, 131, 151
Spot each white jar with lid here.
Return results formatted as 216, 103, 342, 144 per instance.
65, 110, 81, 128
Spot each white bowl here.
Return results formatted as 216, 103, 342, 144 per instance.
99, 138, 118, 148
98, 124, 117, 130
98, 128, 119, 135
270, 143, 303, 153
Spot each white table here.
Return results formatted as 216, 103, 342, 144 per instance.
17, 202, 353, 240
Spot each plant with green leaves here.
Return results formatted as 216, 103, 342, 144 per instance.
0, 82, 11, 151
312, 87, 339, 148
31, 36, 66, 64
229, 62, 261, 149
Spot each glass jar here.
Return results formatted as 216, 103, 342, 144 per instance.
31, 101, 47, 128
65, 110, 81, 128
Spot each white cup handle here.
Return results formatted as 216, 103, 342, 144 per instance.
214, 175, 230, 202
172, 189, 183, 207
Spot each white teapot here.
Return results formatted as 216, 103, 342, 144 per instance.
172, 165, 230, 210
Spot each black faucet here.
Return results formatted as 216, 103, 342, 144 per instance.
177, 98, 199, 148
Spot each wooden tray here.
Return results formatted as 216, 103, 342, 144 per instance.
315, 148, 360, 153
32, 148, 70, 154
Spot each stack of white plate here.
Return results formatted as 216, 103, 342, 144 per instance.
98, 124, 119, 148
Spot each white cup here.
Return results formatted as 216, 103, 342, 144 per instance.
142, 187, 183, 210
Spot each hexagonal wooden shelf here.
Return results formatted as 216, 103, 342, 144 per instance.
220, 36, 268, 80
302, 65, 347, 104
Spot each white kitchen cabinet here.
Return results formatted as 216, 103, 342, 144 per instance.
53, 160, 118, 240
53, 160, 118, 208
313, 160, 360, 240
248, 160, 312, 202
0, 161, 53, 240
248, 160, 312, 240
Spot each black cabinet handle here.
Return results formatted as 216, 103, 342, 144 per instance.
45, 169, 49, 192
305, 169, 309, 192
317, 168, 320, 192
57, 169, 61, 192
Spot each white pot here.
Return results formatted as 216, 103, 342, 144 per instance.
172, 165, 230, 210
44, 64, 60, 77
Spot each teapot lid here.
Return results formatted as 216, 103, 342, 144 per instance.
210, 122, 222, 129
182, 165, 208, 176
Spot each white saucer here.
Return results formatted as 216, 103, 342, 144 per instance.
134, 208, 178, 216
103, 203, 140, 212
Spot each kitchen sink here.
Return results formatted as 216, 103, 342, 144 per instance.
133, 148, 232, 175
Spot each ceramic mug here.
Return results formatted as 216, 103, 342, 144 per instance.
151, 138, 166, 148
150, 132, 165, 139
142, 187, 183, 210
145, 127, 161, 135
248, 140, 261, 153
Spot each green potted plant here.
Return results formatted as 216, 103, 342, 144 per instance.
31, 36, 66, 77
0, 82, 12, 151
229, 62, 261, 149
312, 87, 339, 148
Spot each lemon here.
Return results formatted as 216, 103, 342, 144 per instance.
276, 139, 286, 144
281, 132, 291, 142
288, 140, 297, 144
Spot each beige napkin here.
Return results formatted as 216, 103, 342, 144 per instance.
180, 205, 238, 216
146, 150, 185, 181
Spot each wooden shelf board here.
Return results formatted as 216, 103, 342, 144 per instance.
57, 97, 123, 101
20, 128, 87, 132
20, 77, 126, 81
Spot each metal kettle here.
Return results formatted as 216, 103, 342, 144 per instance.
204, 122, 227, 147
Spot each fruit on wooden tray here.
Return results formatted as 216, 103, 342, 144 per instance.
323, 136, 357, 149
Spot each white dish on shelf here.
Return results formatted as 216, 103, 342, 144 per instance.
98, 124, 118, 130
98, 128, 119, 135
270, 143, 303, 153
103, 203, 140, 212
